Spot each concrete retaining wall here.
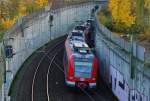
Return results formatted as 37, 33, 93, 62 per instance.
95, 8, 150, 101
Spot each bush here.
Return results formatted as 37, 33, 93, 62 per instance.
127, 24, 143, 35
139, 27, 150, 42
98, 8, 112, 29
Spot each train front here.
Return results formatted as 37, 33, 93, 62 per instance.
66, 43, 97, 89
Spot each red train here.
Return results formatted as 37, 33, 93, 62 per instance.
63, 29, 98, 88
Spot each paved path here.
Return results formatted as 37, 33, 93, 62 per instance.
11, 36, 118, 101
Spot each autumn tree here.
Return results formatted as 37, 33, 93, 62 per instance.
145, 0, 150, 11
10, 0, 20, 17
0, 1, 10, 21
18, 0, 27, 16
108, 0, 136, 29
35, 0, 48, 9
1, 18, 16, 29
144, 0, 150, 26
134, 0, 145, 28
0, 0, 16, 30
0, 0, 49, 31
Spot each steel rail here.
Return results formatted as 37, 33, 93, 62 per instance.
46, 47, 64, 101
79, 87, 96, 101
31, 39, 65, 101
46, 53, 99, 101
38, 39, 106, 101
87, 89, 106, 101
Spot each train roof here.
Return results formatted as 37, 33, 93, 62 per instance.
85, 18, 94, 25
66, 23, 94, 55
71, 30, 84, 37
74, 25, 86, 32
68, 39, 92, 54
68, 30, 85, 42
88, 18, 94, 21
73, 41, 88, 48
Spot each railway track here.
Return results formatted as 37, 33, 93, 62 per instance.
11, 36, 117, 101
46, 47, 116, 101
31, 38, 65, 101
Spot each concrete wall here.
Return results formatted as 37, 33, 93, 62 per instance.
95, 9, 150, 101
1, 2, 96, 101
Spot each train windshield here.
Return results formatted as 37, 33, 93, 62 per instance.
72, 32, 83, 37
74, 26, 86, 31
87, 20, 92, 24
74, 57, 93, 78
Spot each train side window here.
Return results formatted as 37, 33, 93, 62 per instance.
119, 80, 125, 90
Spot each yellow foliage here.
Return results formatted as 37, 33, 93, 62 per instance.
145, 0, 150, 26
108, 0, 136, 27
145, 0, 150, 9
0, 0, 49, 31
1, 18, 16, 29
35, 0, 48, 8
18, 1, 27, 17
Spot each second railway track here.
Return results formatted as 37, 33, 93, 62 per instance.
32, 37, 65, 101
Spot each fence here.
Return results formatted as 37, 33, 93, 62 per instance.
94, 8, 150, 101
1, 2, 98, 101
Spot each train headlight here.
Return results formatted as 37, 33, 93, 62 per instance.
92, 78, 96, 81
69, 76, 74, 80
